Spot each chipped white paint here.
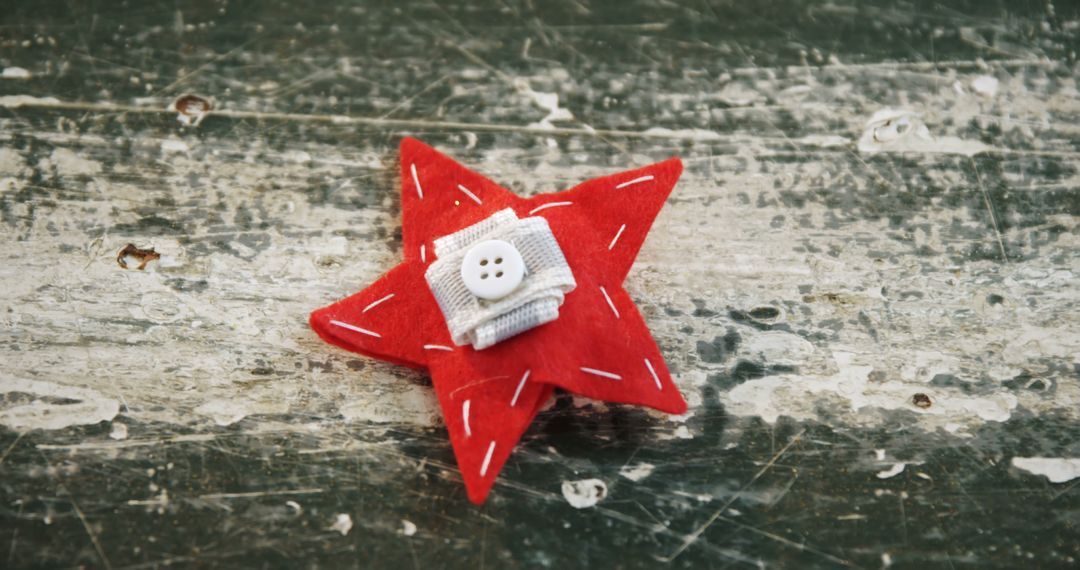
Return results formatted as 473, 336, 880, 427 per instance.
876, 463, 906, 479
738, 332, 814, 367
561, 478, 608, 509
618, 462, 656, 482
971, 75, 999, 97
0, 376, 119, 431
330, 513, 353, 536
514, 79, 574, 129
109, 422, 129, 440
642, 127, 722, 141
794, 134, 850, 148
714, 82, 763, 106
0, 94, 60, 107
283, 150, 311, 163
722, 351, 1021, 432
193, 399, 288, 427
0, 148, 24, 171
656, 423, 695, 441
161, 139, 190, 153
401, 520, 417, 537
1011, 458, 1080, 483
339, 383, 440, 426
672, 425, 693, 439
42, 147, 102, 176
1, 66, 31, 79
857, 108, 988, 156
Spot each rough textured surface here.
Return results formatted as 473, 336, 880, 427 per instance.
1, 0, 1078, 568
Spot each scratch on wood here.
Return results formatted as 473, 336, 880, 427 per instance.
662, 429, 806, 562
197, 488, 324, 500
971, 158, 1009, 263
0, 433, 25, 466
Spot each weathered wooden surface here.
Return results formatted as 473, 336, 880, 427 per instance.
2, 0, 1079, 568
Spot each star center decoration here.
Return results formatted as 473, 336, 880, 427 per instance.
310, 138, 687, 503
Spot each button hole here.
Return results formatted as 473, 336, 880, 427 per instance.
495, 271, 503, 278
481, 273, 489, 280
480, 259, 489, 266
495, 257, 503, 264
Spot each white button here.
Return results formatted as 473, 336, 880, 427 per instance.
460, 239, 525, 300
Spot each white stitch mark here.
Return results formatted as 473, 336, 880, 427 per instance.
329, 320, 380, 338
410, 163, 424, 199
479, 441, 496, 477
580, 367, 622, 380
423, 344, 454, 351
362, 294, 394, 313
528, 201, 573, 215
420, 244, 426, 263
615, 175, 654, 189
644, 358, 663, 391
510, 370, 531, 407
599, 286, 620, 319
608, 224, 626, 250
457, 184, 482, 205
462, 400, 472, 438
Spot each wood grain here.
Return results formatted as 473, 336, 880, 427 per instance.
1, 1, 1078, 567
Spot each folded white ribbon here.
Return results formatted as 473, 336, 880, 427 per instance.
425, 209, 576, 349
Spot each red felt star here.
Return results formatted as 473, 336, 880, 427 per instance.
310, 138, 687, 503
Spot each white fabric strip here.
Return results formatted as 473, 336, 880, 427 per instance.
426, 209, 576, 349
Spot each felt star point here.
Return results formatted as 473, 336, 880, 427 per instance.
311, 138, 687, 503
